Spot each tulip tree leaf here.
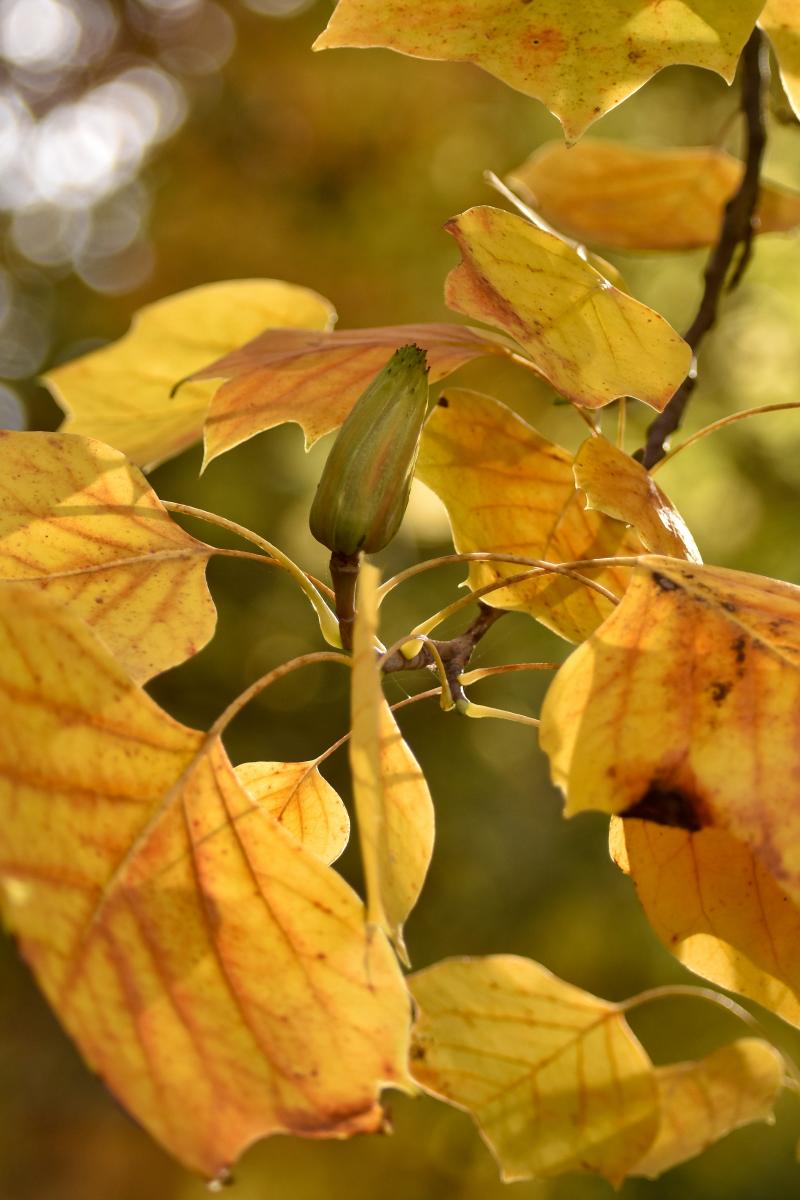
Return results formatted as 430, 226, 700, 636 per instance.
190, 323, 513, 465
416, 389, 642, 643
445, 208, 691, 410
0, 431, 216, 683
46, 280, 336, 469
540, 556, 800, 907
760, 1, 800, 119
314, 1, 763, 142
234, 761, 350, 865
574, 434, 701, 562
611, 818, 800, 1028
509, 140, 800, 251
349, 563, 435, 964
0, 583, 412, 1176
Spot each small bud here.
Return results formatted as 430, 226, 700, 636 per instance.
309, 344, 430, 556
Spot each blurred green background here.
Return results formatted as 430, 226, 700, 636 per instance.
3, 1, 800, 1197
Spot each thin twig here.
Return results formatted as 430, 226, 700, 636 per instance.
638, 28, 769, 469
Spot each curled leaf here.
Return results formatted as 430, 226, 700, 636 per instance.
46, 280, 336, 469
0, 431, 215, 682
416, 389, 641, 643
574, 434, 701, 561
0, 584, 412, 1175
445, 207, 690, 410
509, 140, 800, 251
235, 761, 350, 864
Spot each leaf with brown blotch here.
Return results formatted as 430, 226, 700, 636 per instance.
235, 761, 349, 865
508, 141, 800, 252
46, 280, 336, 469
191, 323, 513, 466
0, 583, 412, 1177
0, 431, 216, 683
631, 1039, 784, 1178
409, 955, 659, 1184
314, 1, 762, 143
760, 2, 800, 120
611, 818, 800, 1028
445, 208, 691, 411
540, 556, 800, 907
349, 563, 435, 965
415, 390, 642, 643
574, 435, 701, 562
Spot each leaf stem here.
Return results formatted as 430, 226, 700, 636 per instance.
210, 651, 351, 738
378, 551, 637, 601
652, 401, 800, 472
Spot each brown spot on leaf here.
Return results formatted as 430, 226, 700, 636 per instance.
732, 635, 747, 665
710, 680, 732, 704
652, 571, 680, 592
623, 785, 706, 832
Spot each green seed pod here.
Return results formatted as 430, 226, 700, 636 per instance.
309, 344, 430, 556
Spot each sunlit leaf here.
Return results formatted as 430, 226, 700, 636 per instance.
46, 280, 336, 469
508, 140, 800, 251
190, 323, 512, 465
540, 556, 800, 905
409, 955, 658, 1184
445, 208, 690, 410
234, 761, 350, 865
0, 583, 412, 1176
611, 818, 800, 1028
314, 1, 762, 141
761, 1, 800, 119
349, 563, 435, 964
631, 1039, 784, 1178
0, 431, 216, 683
574, 434, 701, 561
415, 390, 642, 643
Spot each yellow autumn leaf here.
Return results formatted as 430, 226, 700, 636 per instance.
349, 563, 435, 965
508, 140, 800, 251
632, 1039, 784, 1178
611, 818, 800, 1028
760, 1, 800, 119
415, 389, 642, 643
574, 434, 701, 562
190, 323, 511, 465
445, 208, 691, 410
540, 556, 800, 905
409, 955, 659, 1184
235, 760, 349, 864
0, 583, 412, 1177
0, 430, 216, 683
314, 1, 762, 142
46, 279, 336, 469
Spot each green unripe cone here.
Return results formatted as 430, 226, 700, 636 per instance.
309, 344, 430, 556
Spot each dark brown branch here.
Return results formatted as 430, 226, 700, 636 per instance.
638, 28, 769, 469
381, 602, 507, 702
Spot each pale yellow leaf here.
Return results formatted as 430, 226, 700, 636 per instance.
574, 434, 701, 562
0, 430, 215, 683
349, 563, 435, 964
0, 584, 411, 1176
46, 279, 336, 469
761, 1, 800, 119
416, 389, 642, 643
235, 760, 349, 864
409, 955, 659, 1184
445, 207, 691, 410
632, 1039, 783, 1178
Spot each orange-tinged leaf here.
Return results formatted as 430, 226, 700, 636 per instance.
445, 208, 691, 410
540, 556, 800, 905
611, 818, 800, 1028
235, 761, 349, 864
46, 280, 336, 469
509, 140, 800, 251
314, 1, 762, 142
409, 955, 659, 1184
192, 323, 511, 465
349, 564, 435, 964
760, 1, 800, 119
0, 431, 215, 683
574, 435, 701, 562
631, 1039, 783, 1178
0, 584, 412, 1176
415, 390, 642, 643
